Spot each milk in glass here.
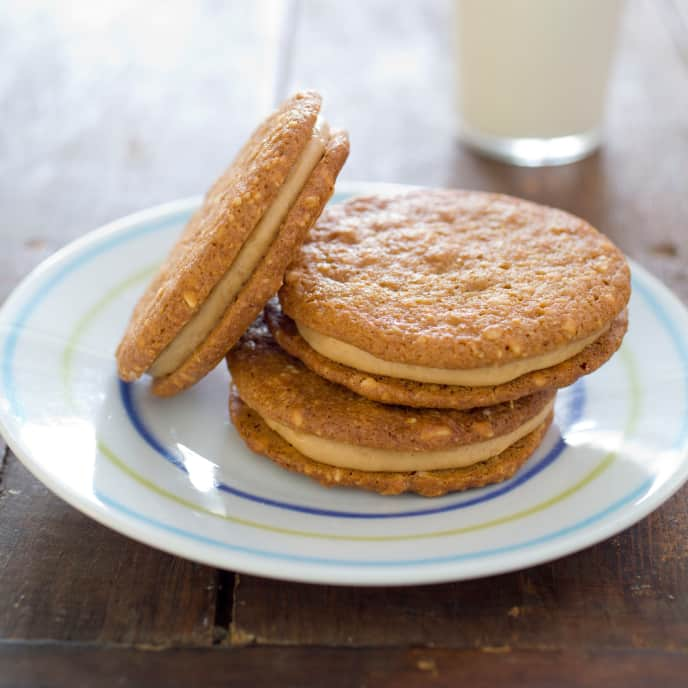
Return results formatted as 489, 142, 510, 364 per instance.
454, 0, 624, 165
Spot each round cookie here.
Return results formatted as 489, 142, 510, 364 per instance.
226, 316, 556, 497
266, 299, 628, 409
116, 91, 349, 396
230, 389, 553, 497
279, 190, 630, 393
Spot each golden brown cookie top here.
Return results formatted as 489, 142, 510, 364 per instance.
279, 190, 631, 369
117, 90, 323, 379
227, 315, 555, 452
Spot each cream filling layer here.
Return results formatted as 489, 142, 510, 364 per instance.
149, 120, 330, 378
263, 400, 554, 472
296, 322, 606, 387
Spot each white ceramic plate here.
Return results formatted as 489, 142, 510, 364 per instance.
1, 182, 687, 586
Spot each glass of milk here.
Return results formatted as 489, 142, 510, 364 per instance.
454, 0, 625, 166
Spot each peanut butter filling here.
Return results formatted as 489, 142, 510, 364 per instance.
149, 120, 330, 378
263, 400, 554, 472
295, 322, 607, 387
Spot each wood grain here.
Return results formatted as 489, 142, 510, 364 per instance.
0, 0, 285, 302
283, 0, 455, 186
0, 440, 6, 480
0, 0, 283, 651
0, 454, 218, 646
231, 490, 688, 649
1, 643, 687, 688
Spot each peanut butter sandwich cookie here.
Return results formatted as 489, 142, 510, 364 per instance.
116, 91, 349, 395
276, 190, 630, 409
227, 317, 555, 497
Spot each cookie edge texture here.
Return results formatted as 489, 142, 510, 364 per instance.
230, 387, 553, 497
151, 130, 350, 396
267, 300, 628, 410
117, 90, 323, 380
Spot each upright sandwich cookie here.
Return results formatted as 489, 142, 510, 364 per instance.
228, 316, 555, 497
116, 91, 349, 395
274, 190, 630, 409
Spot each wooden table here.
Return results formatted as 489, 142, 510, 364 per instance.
2, 1, 687, 685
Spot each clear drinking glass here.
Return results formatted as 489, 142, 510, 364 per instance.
454, 0, 625, 166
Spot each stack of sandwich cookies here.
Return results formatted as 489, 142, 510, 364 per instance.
227, 189, 630, 496
228, 316, 556, 497
116, 91, 349, 396
273, 190, 630, 409
115, 96, 630, 497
